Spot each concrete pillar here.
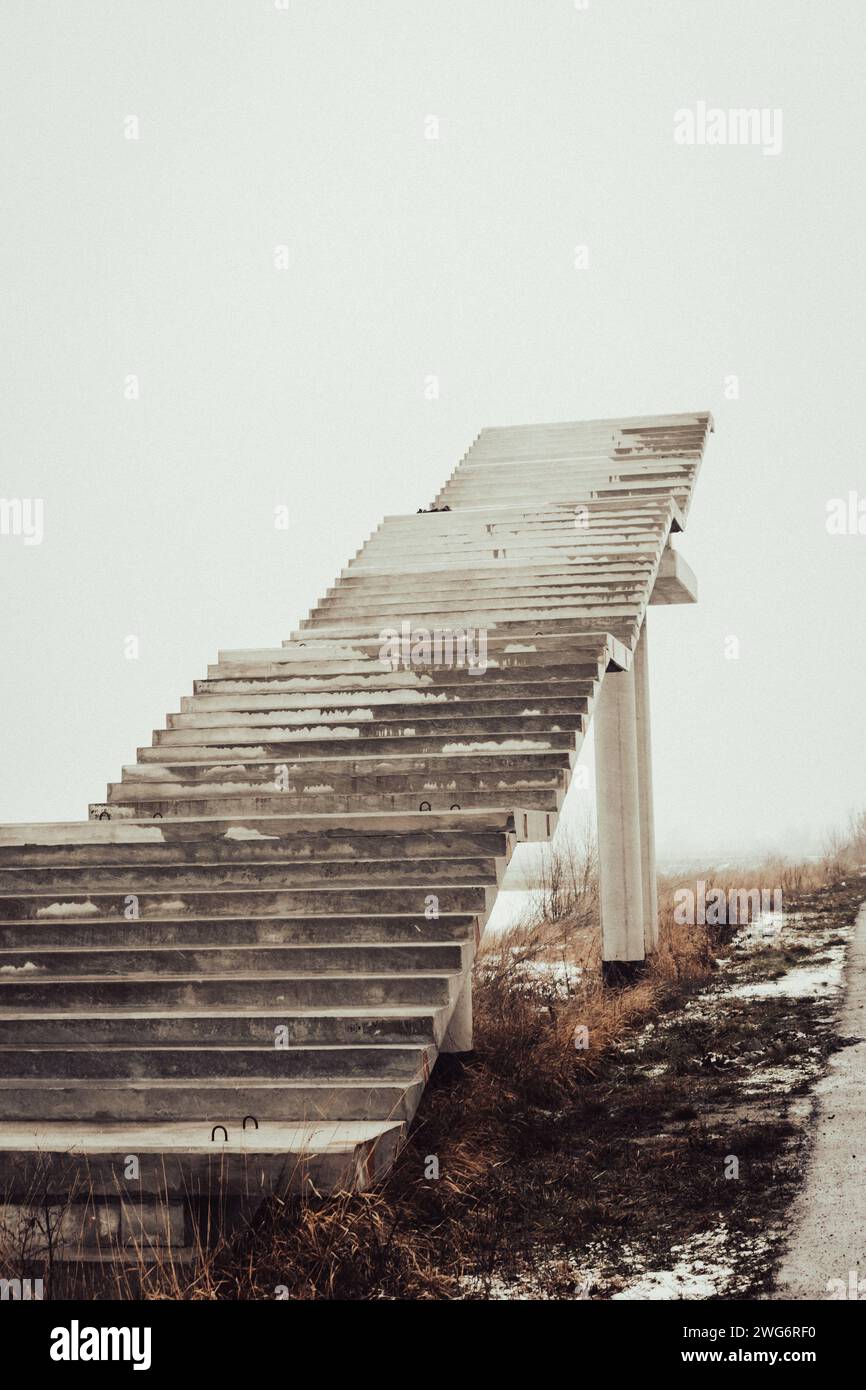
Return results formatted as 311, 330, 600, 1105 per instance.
633, 621, 659, 952
441, 975, 473, 1053
594, 663, 645, 970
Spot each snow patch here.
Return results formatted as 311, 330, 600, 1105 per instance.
610, 1224, 772, 1301
280, 727, 359, 740
224, 827, 280, 841
36, 901, 100, 918
442, 740, 550, 753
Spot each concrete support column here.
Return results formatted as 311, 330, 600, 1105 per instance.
633, 621, 659, 953
441, 975, 473, 1053
594, 663, 645, 972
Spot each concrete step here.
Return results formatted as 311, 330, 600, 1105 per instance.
0, 829, 512, 868
123, 750, 572, 780
291, 612, 638, 645
182, 679, 596, 712
336, 551, 653, 578
109, 769, 566, 805
0, 808, 516, 855
0, 911, 478, 949
437, 479, 690, 500
0, 882, 495, 920
134, 729, 580, 762
269, 625, 624, 651
122, 749, 572, 779
197, 658, 605, 692
304, 614, 638, 644
166, 696, 589, 729
0, 1118, 406, 1198
239, 633, 612, 658
309, 598, 637, 628
359, 509, 667, 537
345, 542, 662, 572
0, 971, 458, 1011
330, 555, 654, 583
342, 546, 659, 576
0, 941, 467, 977
0, 1007, 443, 1047
434, 471, 689, 496
151, 714, 586, 745
377, 494, 677, 520
0, 1042, 429, 1082
0, 1076, 426, 1122
219, 628, 623, 668
98, 786, 563, 817
204, 653, 608, 681
313, 572, 649, 601
0, 853, 501, 894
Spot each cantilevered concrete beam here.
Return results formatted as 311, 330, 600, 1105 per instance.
650, 544, 698, 605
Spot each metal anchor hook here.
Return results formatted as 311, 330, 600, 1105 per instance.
419, 801, 431, 812
242, 1115, 259, 1131
210, 1125, 228, 1143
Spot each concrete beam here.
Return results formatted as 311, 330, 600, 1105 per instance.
633, 622, 659, 952
650, 545, 698, 605
593, 666, 645, 966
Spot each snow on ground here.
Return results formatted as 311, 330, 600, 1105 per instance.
609, 1224, 772, 1300
464, 892, 859, 1299
465, 1225, 773, 1301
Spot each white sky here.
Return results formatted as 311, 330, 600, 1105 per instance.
1, 0, 864, 859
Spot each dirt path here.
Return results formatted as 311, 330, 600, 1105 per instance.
772, 901, 866, 1300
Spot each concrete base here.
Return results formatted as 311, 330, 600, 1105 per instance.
601, 959, 648, 988
0, 1198, 186, 1260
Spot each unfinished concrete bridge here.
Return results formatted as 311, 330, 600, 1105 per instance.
0, 410, 711, 1255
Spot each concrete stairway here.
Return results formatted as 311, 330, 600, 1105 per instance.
0, 412, 711, 1256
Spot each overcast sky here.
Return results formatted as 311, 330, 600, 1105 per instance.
1, 0, 864, 861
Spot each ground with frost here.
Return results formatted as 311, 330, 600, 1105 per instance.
463, 876, 866, 1301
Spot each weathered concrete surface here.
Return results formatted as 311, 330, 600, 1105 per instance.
594, 664, 645, 963
773, 901, 866, 1299
633, 622, 658, 952
0, 412, 712, 1248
